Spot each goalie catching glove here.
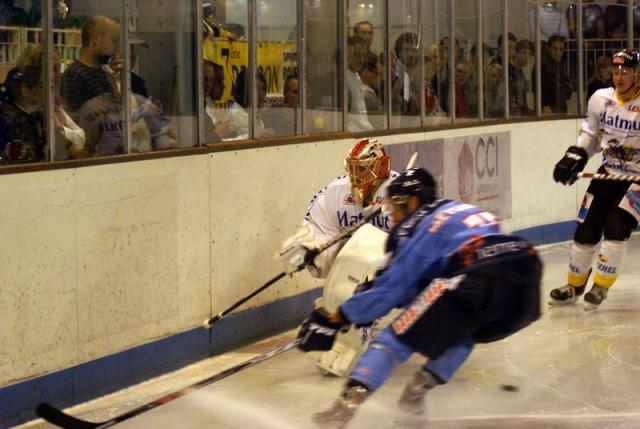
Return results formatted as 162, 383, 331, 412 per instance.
297, 307, 349, 352
553, 145, 588, 185
278, 225, 321, 274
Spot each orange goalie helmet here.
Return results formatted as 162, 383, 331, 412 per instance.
344, 138, 391, 204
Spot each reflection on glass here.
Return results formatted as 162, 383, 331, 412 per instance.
258, 0, 298, 137
0, 4, 46, 164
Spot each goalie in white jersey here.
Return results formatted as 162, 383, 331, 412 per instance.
280, 138, 397, 278
550, 49, 640, 310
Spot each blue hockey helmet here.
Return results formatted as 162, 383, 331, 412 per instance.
387, 167, 437, 206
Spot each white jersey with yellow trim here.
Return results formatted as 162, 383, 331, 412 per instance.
303, 172, 398, 243
578, 87, 640, 177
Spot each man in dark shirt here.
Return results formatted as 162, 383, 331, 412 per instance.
60, 15, 120, 116
533, 35, 573, 114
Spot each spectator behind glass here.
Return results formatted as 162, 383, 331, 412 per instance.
60, 16, 120, 116
262, 74, 299, 136
604, 1, 628, 41
203, 60, 233, 141
510, 39, 533, 116
0, 66, 45, 163
490, 32, 517, 67
484, 62, 505, 118
346, 36, 373, 132
229, 69, 276, 139
422, 55, 445, 117
567, 1, 605, 39
533, 35, 573, 114
360, 53, 383, 116
441, 60, 477, 118
353, 21, 375, 55
61, 16, 175, 155
587, 55, 612, 100
15, 44, 88, 159
531, 1, 569, 41
393, 32, 419, 117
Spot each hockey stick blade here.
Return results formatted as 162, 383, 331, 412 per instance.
36, 339, 301, 428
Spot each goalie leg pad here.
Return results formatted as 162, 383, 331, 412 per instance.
350, 327, 412, 392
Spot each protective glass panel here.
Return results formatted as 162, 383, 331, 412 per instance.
483, 0, 504, 119
454, 0, 480, 123
348, 0, 386, 130
505, 0, 535, 117
130, 0, 195, 151
0, 1, 46, 164
203, 1, 250, 141
422, 0, 451, 125
257, 0, 298, 137
304, 0, 340, 134
389, 0, 420, 129
533, 1, 577, 115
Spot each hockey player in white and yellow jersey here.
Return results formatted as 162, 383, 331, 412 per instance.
550, 49, 640, 310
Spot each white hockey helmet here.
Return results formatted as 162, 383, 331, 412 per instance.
344, 138, 391, 204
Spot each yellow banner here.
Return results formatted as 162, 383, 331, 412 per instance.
203, 38, 297, 105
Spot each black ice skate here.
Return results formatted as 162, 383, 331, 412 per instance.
584, 284, 608, 311
397, 369, 439, 415
311, 385, 369, 428
548, 269, 591, 305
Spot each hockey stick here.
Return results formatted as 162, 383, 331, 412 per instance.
577, 172, 640, 183
36, 339, 301, 429
202, 205, 383, 329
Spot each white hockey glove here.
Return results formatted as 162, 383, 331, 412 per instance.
278, 225, 322, 275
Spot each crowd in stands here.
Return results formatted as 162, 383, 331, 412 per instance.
1, 1, 635, 159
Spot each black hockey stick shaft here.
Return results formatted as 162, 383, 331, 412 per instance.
203, 271, 287, 328
36, 339, 301, 429
202, 205, 383, 329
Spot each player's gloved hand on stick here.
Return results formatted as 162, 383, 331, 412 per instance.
278, 225, 321, 274
553, 145, 588, 185
297, 307, 349, 352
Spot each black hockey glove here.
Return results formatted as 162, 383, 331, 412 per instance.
297, 307, 349, 352
553, 146, 588, 185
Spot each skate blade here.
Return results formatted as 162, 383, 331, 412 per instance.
548, 297, 578, 306
583, 302, 600, 311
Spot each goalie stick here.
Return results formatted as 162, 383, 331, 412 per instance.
202, 205, 382, 329
577, 172, 640, 183
36, 338, 301, 429
202, 151, 417, 329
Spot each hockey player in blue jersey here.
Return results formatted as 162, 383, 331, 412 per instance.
296, 168, 542, 427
